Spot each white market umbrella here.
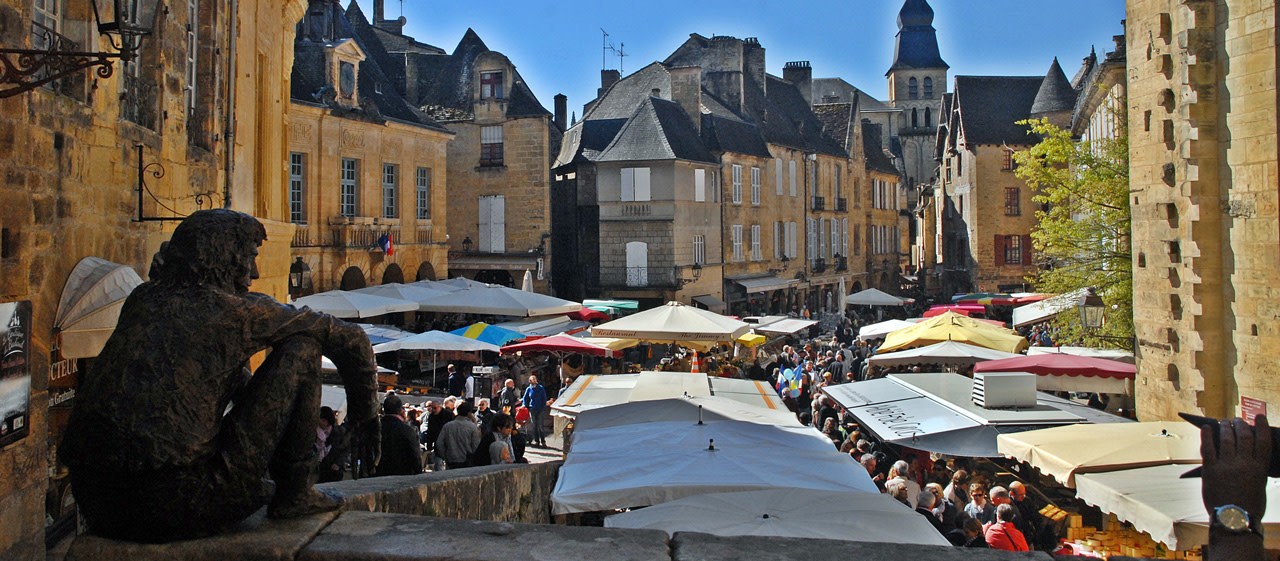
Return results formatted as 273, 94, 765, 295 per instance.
432, 277, 491, 290
54, 257, 143, 359
522, 270, 535, 292
867, 340, 1023, 368
294, 290, 418, 319
606, 489, 949, 546
845, 288, 912, 307
571, 396, 801, 432
1074, 464, 1280, 550
996, 422, 1201, 488
591, 301, 750, 343
569, 419, 837, 456
321, 356, 396, 375
857, 319, 917, 341
372, 330, 501, 354
351, 283, 454, 311
837, 277, 847, 315
416, 284, 580, 317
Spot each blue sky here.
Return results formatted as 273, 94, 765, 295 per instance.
351, 0, 1126, 117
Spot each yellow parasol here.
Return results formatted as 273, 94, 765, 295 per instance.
878, 311, 1029, 354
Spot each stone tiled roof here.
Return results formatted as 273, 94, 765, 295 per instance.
951, 75, 1044, 146
596, 97, 715, 164
394, 28, 551, 122
703, 114, 772, 158
582, 62, 671, 121
1030, 58, 1077, 115
863, 123, 901, 175
813, 102, 856, 153
755, 74, 849, 157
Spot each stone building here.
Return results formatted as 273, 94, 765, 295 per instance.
0, 0, 308, 558
885, 0, 948, 190
359, 1, 563, 291
932, 60, 1080, 295
1127, 0, 1280, 421
553, 36, 862, 316
288, 1, 453, 294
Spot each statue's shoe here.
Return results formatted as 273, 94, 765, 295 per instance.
267, 486, 343, 519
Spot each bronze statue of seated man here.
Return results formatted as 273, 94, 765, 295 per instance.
59, 209, 380, 543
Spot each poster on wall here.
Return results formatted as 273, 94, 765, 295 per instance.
0, 301, 32, 448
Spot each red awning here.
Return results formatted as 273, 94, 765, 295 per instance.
973, 353, 1137, 379
500, 333, 619, 358
567, 307, 610, 322
923, 304, 987, 317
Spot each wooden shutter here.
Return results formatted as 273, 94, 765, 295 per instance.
994, 235, 1006, 266
1022, 234, 1033, 267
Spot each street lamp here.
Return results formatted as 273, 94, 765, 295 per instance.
1, 0, 166, 98
289, 257, 312, 299
1079, 288, 1105, 330
461, 236, 473, 253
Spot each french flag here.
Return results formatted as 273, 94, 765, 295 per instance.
378, 233, 394, 256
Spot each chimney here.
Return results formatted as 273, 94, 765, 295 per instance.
599, 69, 621, 97
743, 38, 766, 88
373, 0, 384, 23
784, 61, 812, 104
554, 94, 567, 130
669, 66, 703, 134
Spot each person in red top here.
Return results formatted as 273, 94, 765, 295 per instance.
984, 504, 1030, 552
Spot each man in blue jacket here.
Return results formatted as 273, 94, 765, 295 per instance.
522, 375, 549, 447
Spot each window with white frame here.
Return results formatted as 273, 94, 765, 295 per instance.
621, 167, 651, 202
775, 157, 783, 196
480, 125, 503, 166
731, 164, 743, 204
289, 152, 305, 224
184, 0, 198, 111
751, 225, 762, 261
415, 167, 431, 219
692, 235, 706, 265
731, 225, 744, 262
695, 168, 705, 202
32, 0, 60, 50
750, 166, 761, 205
789, 160, 797, 196
340, 158, 358, 217
841, 218, 849, 258
382, 163, 398, 218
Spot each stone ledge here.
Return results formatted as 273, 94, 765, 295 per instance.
670, 532, 1057, 561
300, 511, 671, 561
328, 461, 561, 523
64, 509, 338, 561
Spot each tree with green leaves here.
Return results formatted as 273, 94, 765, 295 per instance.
1013, 118, 1132, 350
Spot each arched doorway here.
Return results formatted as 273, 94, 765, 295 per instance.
852, 281, 863, 292
382, 263, 404, 284
879, 273, 892, 291
474, 269, 515, 287
415, 262, 437, 281
339, 267, 366, 290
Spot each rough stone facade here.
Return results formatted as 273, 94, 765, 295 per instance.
1128, 0, 1280, 420
0, 1, 308, 559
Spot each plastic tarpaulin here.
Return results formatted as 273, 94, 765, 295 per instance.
54, 257, 144, 359
1074, 465, 1280, 550
605, 489, 950, 546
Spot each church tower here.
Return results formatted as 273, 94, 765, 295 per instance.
886, 0, 948, 188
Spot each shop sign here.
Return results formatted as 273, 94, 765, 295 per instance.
1241, 395, 1267, 423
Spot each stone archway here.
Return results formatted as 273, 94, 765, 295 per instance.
415, 262, 437, 282
474, 269, 515, 288
382, 263, 404, 285
852, 281, 863, 292
339, 266, 366, 290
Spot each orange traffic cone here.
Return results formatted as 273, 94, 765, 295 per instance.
691, 351, 701, 373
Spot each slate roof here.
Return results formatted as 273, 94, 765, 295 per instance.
290, 4, 449, 133
889, 0, 949, 73
951, 76, 1044, 146
1030, 58, 1077, 115
811, 78, 892, 110
813, 102, 856, 154
863, 123, 901, 175
583, 62, 671, 121
703, 114, 772, 158
596, 97, 715, 163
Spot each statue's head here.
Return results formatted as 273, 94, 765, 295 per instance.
151, 209, 267, 293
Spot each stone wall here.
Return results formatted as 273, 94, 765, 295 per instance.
1128, 0, 1280, 420
332, 462, 561, 523
952, 144, 1039, 293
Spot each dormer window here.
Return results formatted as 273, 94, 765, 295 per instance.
339, 62, 356, 97
480, 70, 504, 99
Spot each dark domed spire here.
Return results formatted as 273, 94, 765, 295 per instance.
1030, 58, 1077, 115
898, 0, 935, 28
888, 0, 948, 75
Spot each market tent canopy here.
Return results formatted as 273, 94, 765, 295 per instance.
350, 283, 453, 311
54, 257, 143, 359
569, 418, 836, 456
450, 322, 526, 346
572, 396, 800, 432
573, 336, 640, 351
1012, 287, 1092, 328
1028, 346, 1135, 364
322, 356, 396, 375
997, 422, 1201, 488
605, 489, 949, 546
294, 290, 418, 319
355, 324, 414, 346
423, 277, 488, 290
416, 283, 581, 317
500, 334, 620, 358
975, 354, 1137, 394
857, 319, 917, 341
372, 330, 501, 353
736, 332, 768, 347
755, 318, 818, 335
879, 312, 1030, 354
1074, 464, 1280, 550
552, 371, 785, 417
591, 301, 750, 343
567, 307, 610, 322
492, 315, 590, 337
923, 304, 987, 317
582, 298, 639, 311
845, 288, 913, 306
867, 340, 1022, 368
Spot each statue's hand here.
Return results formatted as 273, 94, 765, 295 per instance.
351, 416, 381, 478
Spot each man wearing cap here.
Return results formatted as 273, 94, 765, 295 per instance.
376, 394, 423, 476
437, 401, 481, 469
